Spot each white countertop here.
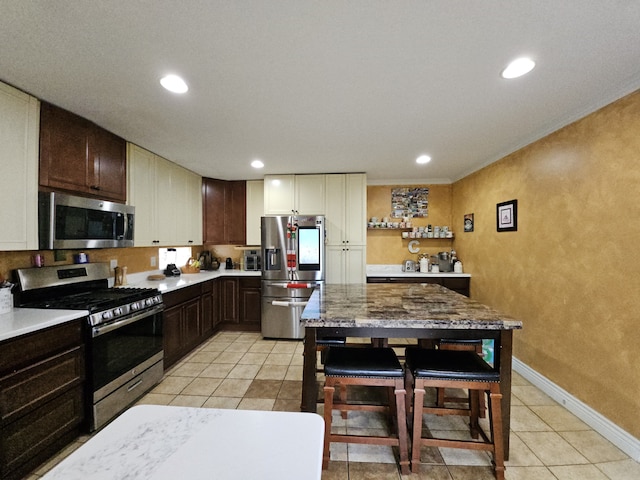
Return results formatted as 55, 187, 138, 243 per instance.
0, 308, 88, 343
0, 269, 261, 343
125, 268, 260, 293
366, 264, 471, 278
42, 405, 324, 480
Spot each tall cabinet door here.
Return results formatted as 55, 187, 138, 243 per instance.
295, 174, 325, 214
0, 82, 39, 250
324, 174, 346, 245
127, 144, 157, 246
345, 174, 367, 245
246, 180, 264, 246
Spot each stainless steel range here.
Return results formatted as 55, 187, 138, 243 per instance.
14, 263, 164, 431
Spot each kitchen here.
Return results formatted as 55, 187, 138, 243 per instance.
1, 2, 640, 479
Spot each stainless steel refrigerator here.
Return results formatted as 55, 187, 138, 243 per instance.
261, 215, 325, 339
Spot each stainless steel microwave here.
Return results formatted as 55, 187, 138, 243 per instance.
38, 192, 135, 249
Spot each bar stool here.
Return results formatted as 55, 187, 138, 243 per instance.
405, 347, 504, 479
322, 346, 410, 474
437, 339, 486, 417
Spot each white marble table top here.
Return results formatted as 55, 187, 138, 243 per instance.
42, 405, 324, 480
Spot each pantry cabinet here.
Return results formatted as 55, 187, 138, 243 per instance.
0, 82, 39, 251
324, 173, 367, 283
245, 180, 264, 245
0, 320, 85, 480
127, 144, 202, 247
39, 102, 126, 202
202, 178, 246, 245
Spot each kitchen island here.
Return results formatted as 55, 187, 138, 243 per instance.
300, 282, 522, 457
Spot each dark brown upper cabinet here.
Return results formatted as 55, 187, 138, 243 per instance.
203, 178, 246, 245
39, 102, 126, 202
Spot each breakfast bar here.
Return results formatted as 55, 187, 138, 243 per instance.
300, 282, 523, 457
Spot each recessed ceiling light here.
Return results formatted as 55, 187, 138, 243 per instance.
501, 57, 535, 79
416, 155, 431, 164
160, 74, 189, 93
251, 159, 264, 169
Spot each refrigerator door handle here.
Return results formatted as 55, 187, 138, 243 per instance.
272, 300, 309, 308
271, 282, 319, 289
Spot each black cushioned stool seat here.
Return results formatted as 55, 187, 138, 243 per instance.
322, 347, 409, 474
404, 347, 505, 479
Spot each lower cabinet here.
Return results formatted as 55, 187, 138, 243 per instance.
163, 285, 204, 369
366, 276, 470, 297
0, 320, 85, 480
219, 276, 261, 331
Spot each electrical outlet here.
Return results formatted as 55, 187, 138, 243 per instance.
54, 250, 66, 261
150, 256, 157, 267
110, 259, 118, 269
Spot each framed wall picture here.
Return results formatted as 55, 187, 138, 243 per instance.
497, 199, 517, 232
464, 213, 474, 232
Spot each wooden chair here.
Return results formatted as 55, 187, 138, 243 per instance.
404, 347, 504, 479
322, 346, 410, 475
437, 339, 486, 417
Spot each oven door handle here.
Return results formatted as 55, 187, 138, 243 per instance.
92, 304, 164, 337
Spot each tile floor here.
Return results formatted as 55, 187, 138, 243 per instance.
28, 331, 640, 480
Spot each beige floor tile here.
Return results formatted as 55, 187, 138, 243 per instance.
137, 392, 176, 405
516, 431, 589, 466
277, 380, 302, 400
272, 341, 299, 354
200, 340, 233, 352
285, 364, 304, 380
151, 375, 192, 394
320, 459, 348, 479
347, 443, 397, 465
511, 394, 524, 406
511, 386, 556, 406
256, 364, 288, 380
530, 405, 589, 431
595, 459, 640, 480
224, 342, 252, 353
273, 398, 301, 411
504, 466, 556, 480
504, 433, 544, 467
187, 350, 221, 363
238, 352, 269, 364
226, 363, 261, 379
169, 362, 207, 377
549, 464, 609, 479
559, 430, 628, 463
199, 362, 235, 378
348, 461, 402, 478
169, 395, 208, 407
237, 397, 276, 411
510, 405, 553, 432
428, 430, 492, 466
213, 351, 245, 363
181, 377, 222, 396
264, 352, 294, 365
202, 396, 241, 409
212, 378, 252, 397
511, 371, 532, 386
290, 352, 305, 366
248, 342, 275, 353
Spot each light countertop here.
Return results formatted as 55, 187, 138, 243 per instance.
0, 269, 260, 343
366, 264, 471, 278
42, 405, 324, 480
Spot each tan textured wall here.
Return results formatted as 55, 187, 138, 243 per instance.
452, 90, 640, 438
366, 184, 455, 264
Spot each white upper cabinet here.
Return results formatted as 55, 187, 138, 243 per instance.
0, 82, 39, 251
263, 174, 325, 215
324, 173, 366, 246
127, 144, 202, 247
246, 180, 264, 246
263, 175, 295, 214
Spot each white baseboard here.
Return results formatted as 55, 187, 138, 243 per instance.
512, 357, 640, 462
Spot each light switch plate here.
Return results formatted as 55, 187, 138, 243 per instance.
110, 259, 118, 269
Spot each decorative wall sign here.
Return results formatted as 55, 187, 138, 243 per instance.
391, 187, 429, 218
464, 213, 474, 232
497, 199, 518, 232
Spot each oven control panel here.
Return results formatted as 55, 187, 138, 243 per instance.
89, 294, 163, 327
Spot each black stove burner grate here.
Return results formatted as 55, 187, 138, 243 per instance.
20, 287, 160, 312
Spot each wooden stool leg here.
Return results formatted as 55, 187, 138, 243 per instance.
339, 384, 348, 419
394, 380, 410, 475
411, 382, 426, 473
469, 390, 480, 439
489, 386, 505, 480
322, 383, 335, 470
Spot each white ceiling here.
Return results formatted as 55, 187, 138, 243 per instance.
1, 1, 639, 183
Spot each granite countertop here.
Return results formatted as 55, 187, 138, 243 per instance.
301, 283, 521, 330
366, 264, 471, 278
42, 405, 324, 480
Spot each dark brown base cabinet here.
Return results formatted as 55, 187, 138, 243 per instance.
0, 320, 85, 480
366, 276, 470, 297
163, 284, 205, 370
218, 277, 261, 331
